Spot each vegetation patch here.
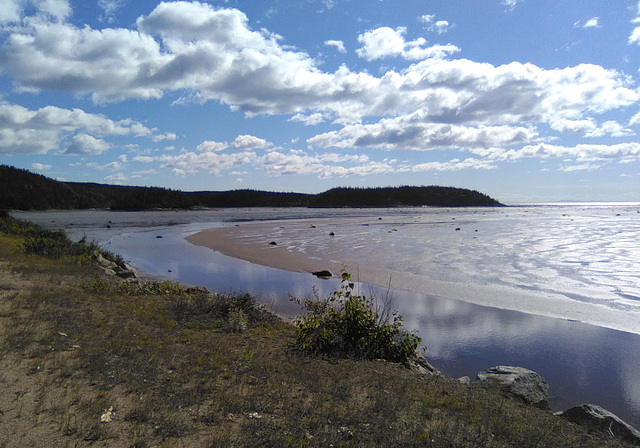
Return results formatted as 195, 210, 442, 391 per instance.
292, 271, 421, 365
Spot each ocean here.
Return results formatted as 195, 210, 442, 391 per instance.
17, 203, 640, 427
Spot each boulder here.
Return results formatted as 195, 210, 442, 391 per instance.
410, 352, 441, 376
476, 366, 550, 410
555, 404, 640, 445
312, 270, 332, 278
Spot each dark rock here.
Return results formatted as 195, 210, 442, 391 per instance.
312, 270, 332, 278
476, 366, 550, 410
556, 404, 640, 445
156, 235, 163, 239
455, 227, 461, 231
269, 241, 277, 245
329, 232, 335, 236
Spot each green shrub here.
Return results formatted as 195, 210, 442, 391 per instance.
293, 271, 420, 365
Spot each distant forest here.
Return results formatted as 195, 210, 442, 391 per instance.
0, 165, 503, 210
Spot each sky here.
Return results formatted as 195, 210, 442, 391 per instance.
1, 1, 640, 203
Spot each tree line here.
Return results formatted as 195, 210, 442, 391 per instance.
0, 165, 503, 210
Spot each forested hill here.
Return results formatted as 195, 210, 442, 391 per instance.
0, 165, 503, 210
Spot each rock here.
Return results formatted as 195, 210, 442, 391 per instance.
312, 270, 333, 278
555, 404, 640, 445
410, 352, 441, 376
269, 241, 277, 245
476, 366, 550, 410
329, 232, 335, 236
156, 235, 163, 239
458, 376, 471, 386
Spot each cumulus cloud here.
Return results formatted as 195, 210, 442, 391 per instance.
32, 162, 52, 171
308, 114, 538, 151
325, 39, 346, 53
160, 150, 256, 176
231, 134, 270, 149
152, 132, 177, 142
1, 2, 636, 132
197, 140, 228, 152
472, 142, 640, 163
289, 112, 324, 126
575, 17, 600, 29
356, 27, 459, 61
0, 100, 151, 154
550, 118, 633, 137
418, 15, 450, 34
65, 134, 111, 155
103, 172, 128, 184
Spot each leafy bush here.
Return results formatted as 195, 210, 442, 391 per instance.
293, 271, 421, 365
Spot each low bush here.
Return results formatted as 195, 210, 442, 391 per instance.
293, 271, 421, 365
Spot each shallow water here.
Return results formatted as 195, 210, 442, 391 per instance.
17, 205, 640, 427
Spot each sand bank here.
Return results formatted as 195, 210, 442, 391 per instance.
186, 223, 640, 336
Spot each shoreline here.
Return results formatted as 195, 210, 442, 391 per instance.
187, 224, 640, 336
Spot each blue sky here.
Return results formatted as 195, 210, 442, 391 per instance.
1, 0, 640, 203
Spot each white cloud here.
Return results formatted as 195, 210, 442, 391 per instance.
472, 142, 640, 163
433, 21, 450, 34
575, 17, 600, 29
325, 39, 346, 53
103, 172, 128, 184
31, 162, 52, 171
502, 0, 522, 11
356, 26, 459, 61
0, 99, 152, 154
560, 162, 601, 172
308, 114, 538, 151
0, 1, 637, 156
197, 140, 228, 152
583, 17, 600, 29
232, 134, 270, 149
289, 112, 324, 126
132, 155, 154, 163
152, 132, 177, 142
550, 118, 633, 137
160, 150, 256, 176
0, 0, 22, 24
412, 158, 497, 172
98, 0, 125, 21
418, 15, 450, 34
64, 134, 111, 155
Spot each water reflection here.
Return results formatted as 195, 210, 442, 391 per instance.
102, 226, 640, 428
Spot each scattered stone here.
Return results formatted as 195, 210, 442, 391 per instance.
312, 270, 332, 278
555, 404, 640, 445
476, 366, 550, 410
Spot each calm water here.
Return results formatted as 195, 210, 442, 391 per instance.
17, 205, 640, 427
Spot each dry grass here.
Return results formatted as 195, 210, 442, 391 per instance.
0, 231, 635, 447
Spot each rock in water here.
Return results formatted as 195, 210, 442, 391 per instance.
556, 404, 640, 445
476, 366, 550, 410
312, 270, 333, 278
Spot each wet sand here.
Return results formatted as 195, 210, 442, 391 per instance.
186, 223, 640, 336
